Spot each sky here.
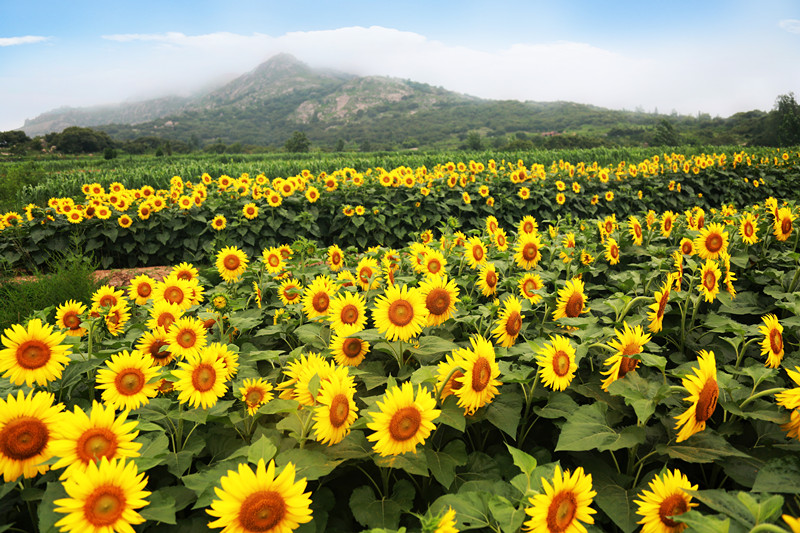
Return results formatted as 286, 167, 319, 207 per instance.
1, 0, 800, 132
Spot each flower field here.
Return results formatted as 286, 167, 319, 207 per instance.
1, 150, 800, 532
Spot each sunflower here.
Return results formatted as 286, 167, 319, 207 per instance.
216, 246, 249, 283
54, 457, 150, 533
0, 318, 72, 387
453, 336, 502, 414
167, 317, 208, 359
126, 274, 155, 305
492, 295, 524, 348
372, 283, 428, 342
306, 185, 320, 203
693, 222, 728, 260
276, 352, 329, 404
600, 322, 652, 391
417, 275, 458, 326
477, 263, 499, 297
329, 333, 370, 367
661, 211, 676, 237
514, 233, 543, 270
367, 382, 440, 456
118, 214, 133, 228
518, 215, 539, 236
433, 507, 459, 533
278, 278, 304, 306
697, 259, 721, 303
465, 237, 488, 269
134, 327, 172, 366
628, 216, 644, 246
739, 212, 759, 245
239, 378, 275, 415
242, 202, 259, 219
262, 246, 285, 275
50, 401, 141, 480
647, 276, 673, 333
523, 465, 596, 533
776, 367, 800, 411
206, 459, 312, 533
552, 278, 588, 322
327, 244, 344, 272
783, 516, 800, 533
518, 273, 544, 305
604, 237, 621, 265
172, 262, 199, 282
92, 285, 126, 311
679, 238, 694, 256
147, 300, 183, 331
55, 299, 87, 337
153, 275, 195, 310
423, 248, 447, 277
327, 292, 368, 336
0, 390, 64, 482
774, 207, 796, 241
96, 350, 160, 411
537, 335, 578, 391
313, 370, 358, 445
674, 349, 719, 442
173, 348, 229, 409
356, 257, 382, 291
493, 228, 509, 251
634, 469, 698, 533
302, 275, 338, 319
758, 314, 784, 368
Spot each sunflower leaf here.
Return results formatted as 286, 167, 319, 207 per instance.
555, 402, 646, 452
752, 455, 800, 493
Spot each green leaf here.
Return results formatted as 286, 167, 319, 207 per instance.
488, 495, 526, 533
276, 448, 344, 481
484, 387, 523, 437
657, 430, 751, 464
139, 490, 177, 525
689, 490, 755, 528
533, 391, 578, 419
606, 373, 670, 425
437, 395, 466, 432
736, 492, 784, 525
133, 432, 170, 471
592, 480, 638, 533
248, 435, 278, 464
430, 491, 494, 531
555, 403, 646, 452
374, 447, 429, 477
426, 440, 468, 489
672, 510, 731, 533
349, 480, 414, 530
37, 481, 68, 533
505, 443, 537, 477
752, 455, 800, 493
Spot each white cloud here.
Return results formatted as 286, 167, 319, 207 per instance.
779, 19, 800, 34
0, 35, 49, 47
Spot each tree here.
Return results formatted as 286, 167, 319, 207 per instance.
48, 127, 114, 154
284, 131, 310, 153
465, 132, 483, 150
653, 119, 680, 146
775, 93, 800, 146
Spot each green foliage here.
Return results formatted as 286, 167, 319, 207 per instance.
285, 131, 311, 153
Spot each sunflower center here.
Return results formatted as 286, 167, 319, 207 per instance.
164, 287, 184, 305
546, 490, 578, 533
340, 304, 359, 325
389, 406, 422, 442
610, 244, 619, 259
63, 312, 82, 329
342, 338, 363, 358
505, 312, 522, 337
695, 379, 719, 423
522, 242, 538, 261
245, 389, 264, 406
523, 221, 534, 233
657, 291, 669, 319
665, 218, 673, 232
157, 313, 176, 329
0, 416, 49, 460
312, 292, 330, 313
471, 357, 492, 392
782, 217, 792, 235
658, 493, 689, 528
137, 283, 152, 297
177, 329, 197, 348
618, 356, 639, 378
703, 270, 717, 291
192, 364, 217, 393
359, 268, 373, 285
331, 252, 341, 265
485, 270, 497, 288
621, 342, 641, 357
177, 272, 192, 281
16, 340, 51, 369
329, 394, 350, 427
237, 490, 286, 531
98, 295, 116, 308
634, 225, 642, 239
682, 241, 693, 255
522, 280, 538, 297
448, 370, 464, 392
388, 300, 414, 327
705, 233, 722, 253
224, 255, 241, 271
85, 486, 126, 527
283, 288, 300, 302
428, 259, 441, 274
605, 222, 614, 234
770, 328, 783, 354
268, 255, 280, 267
472, 246, 484, 261
148, 341, 171, 362
552, 351, 571, 377
77, 428, 118, 463
565, 293, 584, 318
744, 221, 754, 237
115, 369, 145, 396
426, 288, 451, 316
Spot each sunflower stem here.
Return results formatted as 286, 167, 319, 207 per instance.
734, 337, 760, 369
747, 525, 791, 533
787, 266, 800, 294
435, 366, 465, 407
739, 387, 786, 410
298, 408, 315, 449
616, 296, 651, 324
679, 271, 698, 356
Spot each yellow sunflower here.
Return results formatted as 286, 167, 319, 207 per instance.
783, 515, 800, 533
628, 215, 644, 246
104, 302, 131, 337
634, 469, 698, 533
697, 259, 721, 303
493, 228, 509, 251
774, 207, 796, 242
776, 367, 800, 411
367, 382, 440, 456
172, 261, 199, 282
661, 211, 676, 238
50, 401, 141, 480
679, 238, 694, 256
146, 300, 184, 331
211, 214, 227, 231
492, 295, 524, 348
239, 378, 275, 416
519, 273, 544, 305
0, 318, 72, 387
739, 212, 759, 245
464, 237, 488, 269
758, 314, 784, 368
135, 327, 174, 366
127, 274, 156, 305
54, 457, 150, 533
206, 459, 312, 533
278, 278, 304, 306
514, 233, 543, 270
356, 256, 382, 291
301, 275, 338, 319
152, 275, 194, 310
600, 322, 652, 391
372, 283, 428, 342
536, 335, 578, 391
276, 352, 329, 404
518, 215, 539, 236
552, 278, 588, 322
419, 275, 460, 326
327, 291, 368, 336
216, 246, 249, 283
693, 222, 729, 260
55, 299, 88, 337
313, 370, 358, 445
423, 248, 448, 277
96, 350, 160, 411
454, 336, 502, 414
329, 333, 370, 367
261, 246, 285, 275
118, 214, 133, 228
674, 349, 719, 442
92, 285, 126, 311
207, 342, 239, 381
242, 202, 259, 220
167, 316, 208, 359
327, 244, 345, 272
0, 389, 64, 482
173, 348, 229, 409
523, 465, 596, 533
647, 275, 673, 333
433, 507, 459, 533
477, 263, 499, 297
604, 237, 621, 265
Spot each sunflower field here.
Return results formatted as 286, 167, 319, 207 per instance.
0, 150, 800, 533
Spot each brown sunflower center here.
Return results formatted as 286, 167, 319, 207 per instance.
191, 364, 216, 393
245, 389, 264, 406
177, 329, 197, 348
523, 221, 534, 233
389, 406, 422, 442
163, 287, 184, 305
665, 218, 673, 232
84, 485, 126, 527
137, 283, 152, 297
471, 357, 492, 392
148, 341, 171, 362
658, 493, 689, 528
770, 328, 783, 355
782, 217, 792, 235
552, 351, 571, 377
312, 292, 330, 313
705, 233, 723, 253
330, 252, 341, 265
695, 379, 718, 423
340, 304, 359, 325
546, 490, 578, 533
224, 255, 241, 271
522, 242, 539, 261
76, 428, 118, 463
342, 338, 363, 358
522, 280, 539, 297
177, 272, 192, 281
618, 356, 639, 378
472, 246, 484, 261
98, 295, 116, 308
425, 288, 451, 316
157, 313, 176, 329
268, 255, 280, 267
703, 270, 717, 291
505, 312, 522, 337
329, 394, 350, 427
0, 416, 49, 460
359, 267, 373, 284
448, 370, 464, 392
63, 312, 82, 329
744, 221, 754, 237
485, 270, 497, 288
427, 259, 442, 274
565, 292, 584, 318
16, 340, 51, 370
634, 225, 642, 239
610, 244, 619, 259
115, 369, 145, 396
283, 287, 300, 302
388, 300, 414, 327
657, 291, 669, 319
681, 241, 693, 255
605, 221, 614, 234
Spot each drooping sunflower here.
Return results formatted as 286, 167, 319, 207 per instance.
0, 318, 72, 387
774, 207, 796, 242
519, 273, 544, 305
758, 314, 784, 368
216, 246, 249, 283
0, 389, 65, 482
634, 469, 698, 533
523, 465, 596, 533
313, 370, 358, 446
54, 457, 150, 533
329, 333, 370, 367
464, 237, 488, 269
206, 459, 312, 533
127, 274, 156, 305
96, 350, 160, 411
477, 263, 499, 297
604, 237, 621, 265
239, 378, 274, 416
674, 349, 719, 442
739, 212, 759, 245
301, 275, 338, 319
697, 259, 721, 303
327, 244, 344, 272
514, 233, 543, 270
647, 275, 673, 333
278, 278, 304, 306
327, 291, 368, 336
356, 257, 382, 291
418, 275, 460, 326
372, 283, 428, 342
167, 316, 208, 359
104, 302, 131, 337
628, 215, 644, 246
693, 222, 729, 260
600, 322, 652, 391
50, 401, 141, 480
491, 295, 524, 348
55, 299, 87, 337
146, 300, 184, 331
552, 278, 588, 322
367, 382, 440, 456
453, 336, 502, 414
536, 335, 578, 391
173, 348, 229, 409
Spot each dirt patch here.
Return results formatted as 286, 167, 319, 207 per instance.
93, 266, 174, 288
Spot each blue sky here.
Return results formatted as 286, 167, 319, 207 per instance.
2, 0, 799, 131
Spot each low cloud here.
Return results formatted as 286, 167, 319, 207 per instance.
779, 19, 800, 34
0, 35, 49, 47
